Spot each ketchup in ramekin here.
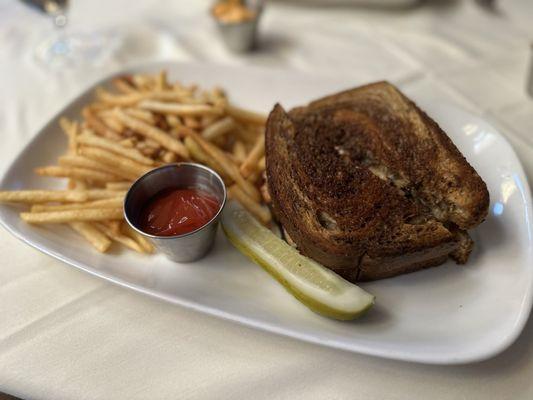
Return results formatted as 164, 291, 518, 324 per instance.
139, 188, 220, 237
123, 163, 226, 263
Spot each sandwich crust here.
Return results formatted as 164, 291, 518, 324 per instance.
266, 82, 489, 281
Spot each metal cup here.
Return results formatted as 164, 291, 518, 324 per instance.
213, 0, 263, 53
124, 163, 227, 263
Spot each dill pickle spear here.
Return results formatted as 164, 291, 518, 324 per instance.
221, 201, 375, 320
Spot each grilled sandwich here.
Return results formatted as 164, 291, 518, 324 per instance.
265, 81, 489, 281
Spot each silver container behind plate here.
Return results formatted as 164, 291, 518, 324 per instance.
213, 1, 263, 53
124, 163, 227, 263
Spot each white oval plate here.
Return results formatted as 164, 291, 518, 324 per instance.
1, 62, 531, 365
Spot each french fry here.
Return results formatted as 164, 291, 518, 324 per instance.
114, 109, 189, 159
59, 154, 119, 174
82, 108, 121, 140
94, 222, 144, 253
106, 220, 122, 235
156, 70, 168, 91
69, 221, 112, 252
260, 183, 271, 204
184, 116, 201, 129
31, 197, 124, 212
184, 130, 261, 201
138, 100, 223, 117
60, 118, 78, 154
123, 224, 154, 253
77, 132, 155, 166
202, 116, 236, 141
184, 137, 229, 182
79, 147, 150, 181
35, 166, 123, 184
228, 185, 271, 225
106, 182, 132, 191
20, 208, 123, 224
258, 155, 266, 171
112, 77, 137, 94
100, 115, 124, 132
162, 151, 177, 163
232, 140, 247, 164
83, 189, 127, 200
124, 108, 155, 124
0, 190, 89, 204
239, 134, 265, 178
226, 104, 267, 125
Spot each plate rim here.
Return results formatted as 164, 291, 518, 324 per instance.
1, 61, 532, 365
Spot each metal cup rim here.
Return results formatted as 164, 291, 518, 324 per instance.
123, 162, 227, 240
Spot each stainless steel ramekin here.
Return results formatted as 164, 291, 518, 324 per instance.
124, 163, 227, 263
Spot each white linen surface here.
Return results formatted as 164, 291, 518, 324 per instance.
1, 0, 533, 399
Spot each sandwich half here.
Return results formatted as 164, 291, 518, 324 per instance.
265, 81, 489, 282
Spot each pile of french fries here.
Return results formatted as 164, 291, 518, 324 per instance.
0, 70, 271, 254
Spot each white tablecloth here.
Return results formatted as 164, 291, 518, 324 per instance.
1, 0, 533, 399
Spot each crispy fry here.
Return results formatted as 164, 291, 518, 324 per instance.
94, 222, 144, 253
69, 221, 112, 252
100, 114, 124, 132
35, 166, 122, 184
77, 132, 154, 166
156, 70, 168, 91
184, 137, 229, 181
59, 154, 119, 174
258, 155, 266, 171
60, 118, 78, 154
114, 109, 189, 159
124, 108, 155, 124
138, 100, 223, 117
260, 183, 271, 204
112, 77, 137, 94
162, 151, 177, 163
184, 130, 261, 201
79, 147, 150, 181
0, 190, 89, 204
239, 134, 265, 178
232, 140, 247, 164
226, 104, 267, 125
31, 197, 124, 212
21, 208, 123, 224
83, 189, 127, 200
106, 182, 132, 191
82, 108, 121, 140
202, 116, 236, 141
123, 224, 154, 253
228, 186, 271, 225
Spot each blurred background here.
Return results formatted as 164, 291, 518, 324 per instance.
1, 0, 532, 172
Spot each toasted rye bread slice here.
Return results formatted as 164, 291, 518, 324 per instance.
265, 81, 489, 281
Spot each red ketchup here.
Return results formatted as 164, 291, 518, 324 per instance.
139, 188, 219, 236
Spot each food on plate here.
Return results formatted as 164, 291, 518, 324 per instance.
212, 0, 257, 24
265, 81, 489, 282
0, 70, 269, 253
222, 201, 374, 320
139, 188, 220, 236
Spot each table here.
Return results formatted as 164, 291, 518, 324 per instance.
1, 0, 533, 398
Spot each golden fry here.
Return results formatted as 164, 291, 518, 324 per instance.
0, 190, 89, 204
138, 100, 223, 117
228, 185, 271, 225
69, 221, 112, 252
123, 224, 154, 253
114, 109, 189, 159
21, 208, 123, 224
77, 132, 155, 166
94, 222, 144, 253
35, 165, 123, 184
202, 116, 236, 141
184, 130, 261, 201
239, 134, 265, 178
79, 147, 150, 181
31, 197, 124, 213
106, 182, 132, 191
82, 108, 121, 140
